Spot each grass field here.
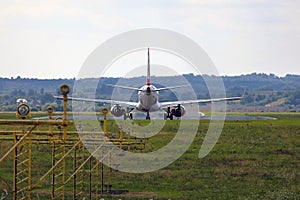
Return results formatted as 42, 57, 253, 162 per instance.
0, 112, 299, 199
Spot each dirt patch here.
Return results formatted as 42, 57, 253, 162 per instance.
157, 132, 176, 136
115, 191, 157, 198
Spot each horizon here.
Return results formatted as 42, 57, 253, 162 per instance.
1, 72, 300, 80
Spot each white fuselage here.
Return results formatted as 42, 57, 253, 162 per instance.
137, 85, 160, 112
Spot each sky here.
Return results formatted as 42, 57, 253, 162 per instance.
0, 0, 299, 79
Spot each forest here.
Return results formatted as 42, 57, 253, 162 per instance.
0, 73, 299, 111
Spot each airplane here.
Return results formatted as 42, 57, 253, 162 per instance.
55, 48, 244, 120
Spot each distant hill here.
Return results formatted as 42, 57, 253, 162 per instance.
0, 73, 299, 112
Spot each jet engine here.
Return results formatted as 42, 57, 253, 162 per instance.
171, 104, 186, 118
110, 105, 126, 117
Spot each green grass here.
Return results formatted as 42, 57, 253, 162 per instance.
0, 112, 50, 119
116, 117, 299, 199
0, 112, 299, 199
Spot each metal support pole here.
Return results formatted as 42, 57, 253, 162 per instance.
73, 146, 76, 200
62, 92, 68, 200
89, 157, 92, 200
27, 130, 32, 200
101, 162, 104, 195
103, 114, 107, 135
51, 141, 55, 200
119, 127, 123, 150
13, 135, 18, 200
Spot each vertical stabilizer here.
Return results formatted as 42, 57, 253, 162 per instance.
146, 48, 151, 86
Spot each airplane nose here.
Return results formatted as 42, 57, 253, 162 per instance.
146, 87, 151, 94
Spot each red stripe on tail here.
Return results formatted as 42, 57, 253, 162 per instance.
146, 48, 150, 86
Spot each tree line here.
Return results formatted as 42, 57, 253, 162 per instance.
0, 73, 299, 112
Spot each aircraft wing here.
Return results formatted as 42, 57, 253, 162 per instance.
159, 96, 243, 108
154, 85, 189, 91
54, 96, 139, 108
105, 84, 143, 91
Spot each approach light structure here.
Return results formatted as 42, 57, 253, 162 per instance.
16, 103, 30, 119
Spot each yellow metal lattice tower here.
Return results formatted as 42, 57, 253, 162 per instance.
13, 127, 34, 200
73, 142, 85, 199
53, 141, 65, 199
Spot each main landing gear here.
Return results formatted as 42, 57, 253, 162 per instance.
123, 108, 134, 120
164, 107, 173, 120
123, 113, 133, 120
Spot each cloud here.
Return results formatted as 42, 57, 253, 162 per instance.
0, 0, 132, 32
0, 0, 299, 78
